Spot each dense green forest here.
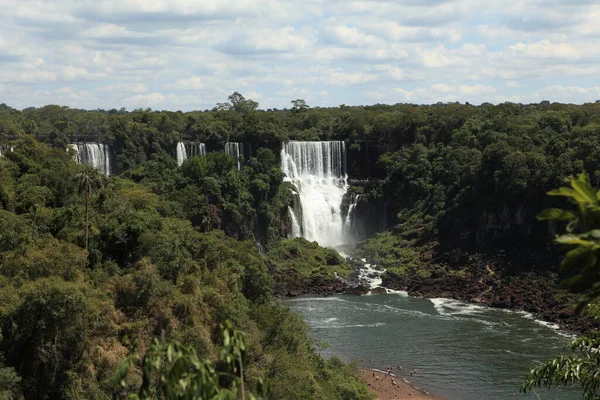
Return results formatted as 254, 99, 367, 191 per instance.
0, 129, 372, 398
3, 96, 600, 252
2, 96, 600, 397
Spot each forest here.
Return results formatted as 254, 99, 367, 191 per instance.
2, 95, 600, 398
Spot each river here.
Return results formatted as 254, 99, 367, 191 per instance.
285, 292, 579, 400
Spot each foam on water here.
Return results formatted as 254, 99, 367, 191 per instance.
430, 298, 487, 316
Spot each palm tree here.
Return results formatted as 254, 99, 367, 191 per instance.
75, 166, 103, 251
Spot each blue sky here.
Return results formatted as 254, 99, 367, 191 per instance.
1, 0, 599, 111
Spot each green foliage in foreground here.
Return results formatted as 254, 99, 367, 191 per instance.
523, 174, 600, 398
536, 173, 600, 312
115, 322, 269, 400
522, 334, 600, 400
267, 238, 353, 278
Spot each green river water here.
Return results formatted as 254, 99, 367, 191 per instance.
285, 292, 580, 400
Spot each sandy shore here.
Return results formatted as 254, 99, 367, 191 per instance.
361, 368, 439, 400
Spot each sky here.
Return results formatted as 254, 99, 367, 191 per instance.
1, 0, 600, 111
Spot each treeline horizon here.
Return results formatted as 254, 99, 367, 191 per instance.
3, 98, 600, 115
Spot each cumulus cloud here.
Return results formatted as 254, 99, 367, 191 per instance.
0, 0, 598, 109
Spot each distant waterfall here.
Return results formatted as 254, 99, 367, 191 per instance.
0, 145, 14, 157
281, 141, 350, 247
68, 143, 111, 175
176, 142, 206, 166
225, 142, 252, 170
176, 142, 187, 166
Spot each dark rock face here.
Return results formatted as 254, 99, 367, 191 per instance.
273, 268, 349, 297
345, 285, 370, 295
370, 287, 387, 295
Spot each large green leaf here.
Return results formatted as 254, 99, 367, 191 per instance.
571, 173, 597, 204
537, 208, 577, 221
560, 246, 597, 272
555, 234, 595, 247
547, 187, 586, 202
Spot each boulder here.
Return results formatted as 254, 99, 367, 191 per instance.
370, 287, 387, 295
345, 285, 370, 295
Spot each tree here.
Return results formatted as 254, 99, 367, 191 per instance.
290, 99, 309, 113
522, 333, 600, 400
15, 176, 52, 240
114, 321, 269, 400
0, 278, 102, 400
75, 166, 103, 251
522, 173, 600, 397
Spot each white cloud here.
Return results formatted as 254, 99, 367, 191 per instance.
0, 0, 599, 110
505, 81, 523, 88
124, 92, 166, 107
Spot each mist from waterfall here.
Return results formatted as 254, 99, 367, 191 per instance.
176, 142, 206, 166
68, 143, 111, 175
281, 141, 350, 248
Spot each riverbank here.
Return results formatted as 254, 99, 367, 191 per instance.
350, 238, 600, 334
362, 368, 438, 400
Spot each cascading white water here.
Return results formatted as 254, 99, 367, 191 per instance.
177, 142, 206, 166
288, 206, 302, 238
176, 142, 187, 166
68, 143, 111, 175
281, 141, 350, 248
345, 194, 361, 242
225, 142, 242, 170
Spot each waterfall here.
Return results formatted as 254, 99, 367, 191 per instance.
176, 142, 187, 166
176, 142, 206, 166
68, 143, 111, 175
0, 145, 14, 157
345, 194, 361, 241
288, 206, 302, 238
225, 142, 242, 169
281, 141, 350, 248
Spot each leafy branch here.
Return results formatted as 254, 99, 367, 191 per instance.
114, 321, 269, 400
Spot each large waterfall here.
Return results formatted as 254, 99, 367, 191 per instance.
68, 143, 111, 175
176, 142, 206, 166
281, 141, 351, 248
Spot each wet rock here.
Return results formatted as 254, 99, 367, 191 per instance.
345, 285, 370, 295
370, 287, 387, 295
